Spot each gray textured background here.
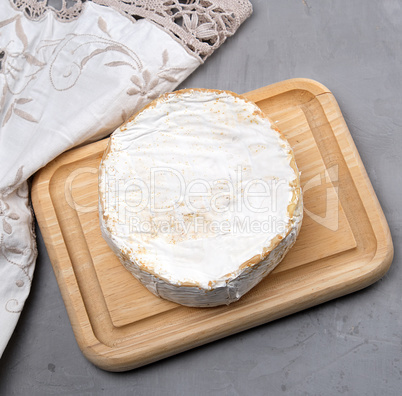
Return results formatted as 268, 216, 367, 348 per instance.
1, 0, 402, 395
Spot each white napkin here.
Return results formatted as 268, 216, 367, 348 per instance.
0, 0, 252, 357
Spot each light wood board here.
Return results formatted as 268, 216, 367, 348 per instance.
32, 78, 393, 371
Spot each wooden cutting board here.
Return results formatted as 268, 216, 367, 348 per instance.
32, 78, 393, 372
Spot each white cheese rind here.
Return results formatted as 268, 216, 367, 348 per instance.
99, 89, 302, 307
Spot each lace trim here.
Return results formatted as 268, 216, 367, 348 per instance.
10, 0, 86, 22
9, 0, 253, 61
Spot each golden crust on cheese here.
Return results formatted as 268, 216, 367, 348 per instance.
99, 88, 302, 306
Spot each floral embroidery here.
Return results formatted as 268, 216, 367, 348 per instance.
15, 279, 24, 287
0, 15, 169, 126
0, 11, 188, 119
5, 299, 22, 313
0, 200, 19, 235
0, 15, 45, 125
2, 97, 37, 127
0, 16, 45, 94
0, 165, 23, 196
0, 1, 251, 127
45, 33, 143, 91
9, 0, 253, 62
97, 16, 111, 38
0, 169, 36, 314
126, 49, 186, 100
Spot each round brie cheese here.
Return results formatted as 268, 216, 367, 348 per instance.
99, 89, 302, 307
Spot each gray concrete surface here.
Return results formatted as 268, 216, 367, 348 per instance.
1, 1, 402, 395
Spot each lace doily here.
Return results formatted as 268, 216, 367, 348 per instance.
10, 0, 253, 61
10, 0, 86, 22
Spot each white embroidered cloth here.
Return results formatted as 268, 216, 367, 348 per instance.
0, 0, 252, 357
